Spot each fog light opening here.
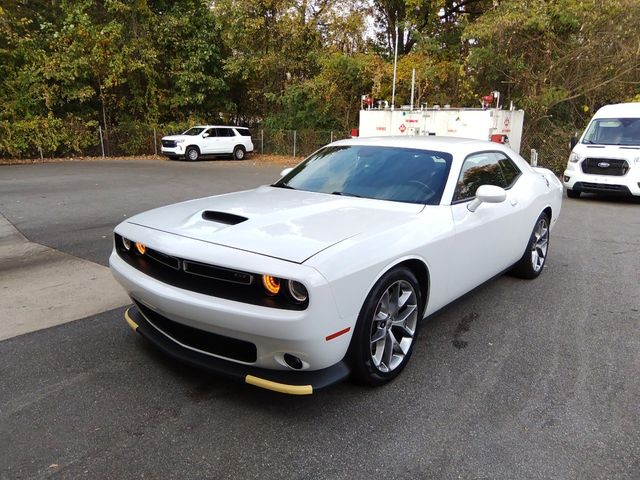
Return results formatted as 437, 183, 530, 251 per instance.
284, 353, 303, 370
563, 176, 570, 182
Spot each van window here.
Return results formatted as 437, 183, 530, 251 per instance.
582, 118, 640, 146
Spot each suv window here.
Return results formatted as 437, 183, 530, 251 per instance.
215, 128, 233, 137
204, 128, 217, 137
236, 128, 252, 137
454, 152, 520, 202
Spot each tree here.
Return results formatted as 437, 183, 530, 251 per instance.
465, 0, 640, 171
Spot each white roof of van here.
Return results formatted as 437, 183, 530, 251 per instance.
593, 103, 640, 118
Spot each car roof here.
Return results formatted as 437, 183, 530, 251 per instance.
192, 125, 249, 129
593, 103, 640, 119
332, 135, 510, 156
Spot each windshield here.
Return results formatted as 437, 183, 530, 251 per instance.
273, 145, 453, 205
182, 127, 206, 136
582, 118, 640, 146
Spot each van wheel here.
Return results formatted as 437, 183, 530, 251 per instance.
566, 189, 581, 199
233, 146, 246, 160
350, 266, 422, 386
185, 146, 200, 161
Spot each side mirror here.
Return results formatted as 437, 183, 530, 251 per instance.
202, 132, 210, 138
467, 185, 507, 212
570, 135, 577, 149
280, 167, 293, 177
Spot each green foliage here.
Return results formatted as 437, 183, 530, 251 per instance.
0, 117, 98, 158
0, 0, 638, 168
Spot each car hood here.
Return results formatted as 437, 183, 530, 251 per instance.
162, 134, 191, 141
125, 186, 424, 263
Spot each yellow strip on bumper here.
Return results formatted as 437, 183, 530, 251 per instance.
124, 307, 139, 331
245, 375, 313, 395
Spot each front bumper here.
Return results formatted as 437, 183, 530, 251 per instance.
125, 306, 350, 394
563, 163, 640, 196
109, 221, 356, 374
161, 145, 185, 157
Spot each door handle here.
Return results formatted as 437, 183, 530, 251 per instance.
510, 198, 518, 206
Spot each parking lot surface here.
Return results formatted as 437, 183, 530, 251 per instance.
1, 159, 639, 479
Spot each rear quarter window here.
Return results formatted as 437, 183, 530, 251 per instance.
236, 128, 252, 137
495, 153, 521, 186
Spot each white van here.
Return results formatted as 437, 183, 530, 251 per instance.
563, 103, 640, 198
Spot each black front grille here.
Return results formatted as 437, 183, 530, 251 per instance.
581, 158, 629, 176
574, 182, 631, 195
115, 234, 307, 310
135, 301, 257, 363
162, 140, 177, 148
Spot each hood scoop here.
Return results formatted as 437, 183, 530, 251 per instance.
201, 211, 248, 225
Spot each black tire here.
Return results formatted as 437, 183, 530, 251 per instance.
185, 146, 200, 161
566, 189, 581, 199
510, 212, 550, 279
233, 145, 246, 160
350, 266, 423, 386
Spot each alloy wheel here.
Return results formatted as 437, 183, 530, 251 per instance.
369, 280, 418, 373
531, 217, 549, 272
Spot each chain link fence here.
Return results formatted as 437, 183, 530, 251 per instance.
0, 123, 352, 160
2, 119, 571, 174
521, 119, 576, 174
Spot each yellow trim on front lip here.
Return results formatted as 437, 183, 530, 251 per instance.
245, 375, 313, 395
124, 307, 139, 331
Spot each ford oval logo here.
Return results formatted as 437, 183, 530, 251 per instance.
598, 161, 610, 168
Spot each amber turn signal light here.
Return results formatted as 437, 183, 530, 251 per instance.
135, 242, 146, 255
262, 275, 281, 295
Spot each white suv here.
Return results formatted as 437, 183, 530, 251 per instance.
161, 125, 254, 161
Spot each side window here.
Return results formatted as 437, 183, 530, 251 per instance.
205, 128, 217, 137
236, 128, 252, 137
495, 153, 521, 187
216, 128, 233, 137
454, 152, 507, 202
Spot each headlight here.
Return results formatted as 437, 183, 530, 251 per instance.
288, 280, 308, 303
262, 275, 281, 295
122, 237, 131, 251
262, 275, 309, 304
569, 152, 581, 163
135, 242, 146, 255
175, 139, 185, 144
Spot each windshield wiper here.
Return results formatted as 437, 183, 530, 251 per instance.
271, 183, 296, 190
332, 191, 362, 198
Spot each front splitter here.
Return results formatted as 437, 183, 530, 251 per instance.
124, 306, 351, 395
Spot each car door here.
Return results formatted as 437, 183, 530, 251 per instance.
216, 128, 235, 154
200, 128, 218, 154
447, 151, 525, 299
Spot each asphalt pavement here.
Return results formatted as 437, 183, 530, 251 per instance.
0, 159, 639, 479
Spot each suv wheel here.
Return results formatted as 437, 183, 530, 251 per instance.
233, 146, 246, 160
185, 146, 200, 161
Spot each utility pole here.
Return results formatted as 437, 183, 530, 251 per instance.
391, 24, 399, 111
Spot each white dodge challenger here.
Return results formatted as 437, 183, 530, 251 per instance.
110, 137, 562, 394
